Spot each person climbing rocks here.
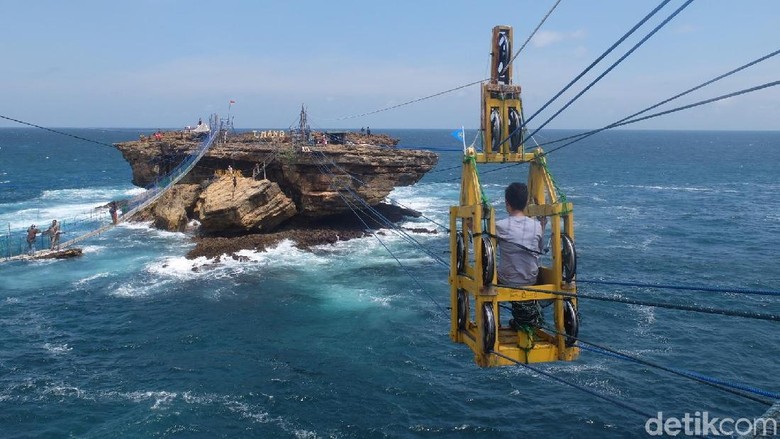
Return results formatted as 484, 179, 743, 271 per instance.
26, 224, 41, 253
44, 219, 61, 251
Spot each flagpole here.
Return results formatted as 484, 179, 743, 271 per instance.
461, 126, 466, 154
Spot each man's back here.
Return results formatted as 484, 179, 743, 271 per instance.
496, 215, 543, 286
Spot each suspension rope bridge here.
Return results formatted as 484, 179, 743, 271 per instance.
1, 114, 222, 262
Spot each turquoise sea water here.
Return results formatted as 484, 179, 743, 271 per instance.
1, 128, 779, 437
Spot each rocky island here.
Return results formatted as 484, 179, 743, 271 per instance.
114, 130, 439, 259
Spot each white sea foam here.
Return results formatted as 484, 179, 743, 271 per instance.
117, 221, 187, 241
40, 186, 145, 202
311, 232, 431, 265
80, 245, 105, 254
147, 255, 217, 279
42, 342, 72, 355
615, 184, 738, 194
111, 278, 175, 298
0, 203, 110, 230
145, 239, 331, 281
73, 271, 110, 286
120, 390, 179, 410
0, 186, 144, 230
43, 385, 84, 398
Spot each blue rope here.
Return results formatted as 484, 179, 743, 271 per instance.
0, 114, 116, 148
539, 80, 780, 158
336, 189, 448, 317
522, 0, 673, 129
309, 154, 448, 316
579, 345, 779, 403
577, 279, 780, 298
517, 47, 780, 153
495, 0, 685, 151
512, 285, 780, 323
342, 186, 449, 268
314, 150, 451, 232
491, 351, 656, 419
523, 0, 695, 142
310, 153, 448, 267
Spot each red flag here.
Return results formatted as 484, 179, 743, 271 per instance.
229, 100, 236, 104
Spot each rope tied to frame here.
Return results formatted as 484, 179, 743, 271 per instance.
518, 323, 536, 364
534, 151, 571, 215
463, 154, 490, 207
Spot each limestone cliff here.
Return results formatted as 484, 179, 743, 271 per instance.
114, 131, 438, 237
196, 175, 297, 235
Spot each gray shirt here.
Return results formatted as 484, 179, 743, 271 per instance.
495, 215, 543, 286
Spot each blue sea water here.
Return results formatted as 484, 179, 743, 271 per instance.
0, 128, 779, 438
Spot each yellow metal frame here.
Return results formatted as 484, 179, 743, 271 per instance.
448, 148, 579, 367
448, 25, 578, 367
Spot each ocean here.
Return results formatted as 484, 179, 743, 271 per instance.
1, 128, 779, 438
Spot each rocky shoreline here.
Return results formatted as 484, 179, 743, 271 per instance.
114, 131, 439, 259
186, 203, 437, 260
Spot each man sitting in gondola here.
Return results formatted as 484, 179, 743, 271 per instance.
495, 182, 546, 328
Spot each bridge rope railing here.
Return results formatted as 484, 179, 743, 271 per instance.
58, 115, 221, 249
1, 115, 221, 260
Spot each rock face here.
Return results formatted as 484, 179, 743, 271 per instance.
196, 174, 297, 235
113, 131, 438, 245
151, 184, 201, 232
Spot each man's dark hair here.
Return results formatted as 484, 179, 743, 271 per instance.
505, 182, 529, 211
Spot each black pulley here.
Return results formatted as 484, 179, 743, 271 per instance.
481, 237, 495, 285
455, 231, 466, 274
490, 109, 501, 152
561, 233, 577, 283
508, 108, 522, 152
457, 288, 469, 330
563, 299, 580, 347
496, 31, 511, 83
482, 303, 496, 351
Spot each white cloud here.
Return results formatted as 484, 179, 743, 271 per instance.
531, 29, 587, 48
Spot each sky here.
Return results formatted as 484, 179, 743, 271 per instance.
0, 0, 778, 130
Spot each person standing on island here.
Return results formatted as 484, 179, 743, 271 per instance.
495, 182, 546, 328
366, 126, 371, 136
44, 219, 61, 251
26, 224, 41, 254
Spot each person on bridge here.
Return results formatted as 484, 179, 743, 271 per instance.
26, 224, 41, 254
44, 220, 61, 251
109, 201, 119, 225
